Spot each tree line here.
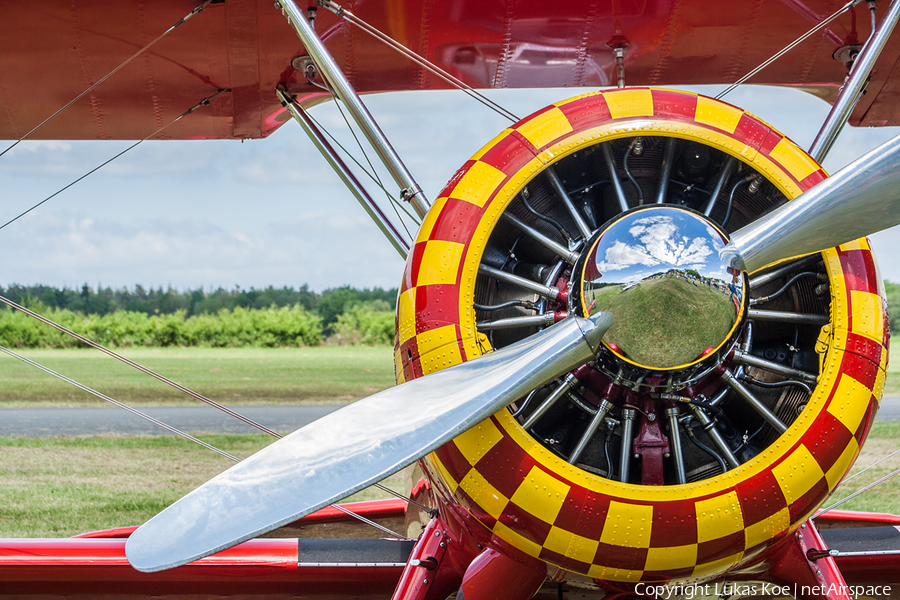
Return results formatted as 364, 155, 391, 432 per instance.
0, 284, 397, 348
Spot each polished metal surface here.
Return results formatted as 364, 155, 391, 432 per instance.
580, 206, 745, 369
666, 407, 687, 484
521, 373, 579, 430
809, 0, 900, 162
733, 349, 818, 384
689, 405, 740, 469
703, 156, 737, 216
601, 143, 630, 213
721, 368, 788, 434
747, 309, 830, 325
546, 167, 593, 239
476, 313, 557, 331
655, 138, 676, 204
278, 0, 429, 218
618, 408, 636, 481
479, 264, 561, 300
568, 399, 614, 464
722, 133, 900, 273
502, 212, 580, 264
277, 88, 410, 258
125, 312, 611, 573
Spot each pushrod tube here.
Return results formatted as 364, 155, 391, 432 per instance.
277, 88, 409, 258
809, 0, 900, 162
277, 0, 430, 218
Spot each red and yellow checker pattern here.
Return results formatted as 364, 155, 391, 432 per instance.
393, 88, 886, 584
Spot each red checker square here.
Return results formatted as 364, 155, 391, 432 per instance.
398, 338, 423, 381
787, 477, 829, 523
593, 542, 648, 571
798, 169, 827, 191
733, 113, 771, 150
415, 284, 461, 333
498, 502, 553, 546
400, 242, 429, 295
436, 160, 476, 199
429, 197, 486, 244
846, 331, 884, 365
642, 567, 695, 582
696, 530, 745, 564
573, 492, 612, 538
839, 351, 881, 390
455, 486, 498, 530
801, 411, 854, 474
758, 130, 785, 156
736, 470, 787, 527
478, 132, 538, 174
510, 130, 540, 155
652, 88, 698, 122
473, 435, 537, 499
552, 485, 589, 533
433, 441, 473, 483
649, 500, 698, 547
557, 94, 612, 131
854, 397, 877, 445
838, 248, 879, 294
539, 547, 592, 574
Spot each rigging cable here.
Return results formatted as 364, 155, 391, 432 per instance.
317, 0, 520, 123
0, 89, 228, 234
0, 0, 213, 159
0, 344, 240, 462
717, 0, 864, 99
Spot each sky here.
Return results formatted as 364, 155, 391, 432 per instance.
1, 85, 898, 293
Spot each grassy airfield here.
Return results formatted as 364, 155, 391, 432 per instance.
0, 346, 898, 537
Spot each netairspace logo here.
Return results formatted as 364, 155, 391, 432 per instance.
635, 582, 893, 599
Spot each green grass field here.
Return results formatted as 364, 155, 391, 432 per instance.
0, 346, 396, 406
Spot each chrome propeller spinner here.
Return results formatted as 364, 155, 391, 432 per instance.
572, 206, 746, 391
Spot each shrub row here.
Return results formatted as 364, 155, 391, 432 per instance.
0, 305, 333, 348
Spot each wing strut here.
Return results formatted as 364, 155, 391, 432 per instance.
276, 0, 430, 220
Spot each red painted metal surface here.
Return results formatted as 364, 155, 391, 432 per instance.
1, 0, 898, 141
0, 537, 400, 598
459, 548, 546, 600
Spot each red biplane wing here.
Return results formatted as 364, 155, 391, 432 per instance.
1, 0, 899, 141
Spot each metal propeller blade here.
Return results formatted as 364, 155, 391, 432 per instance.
125, 312, 612, 573
721, 133, 900, 273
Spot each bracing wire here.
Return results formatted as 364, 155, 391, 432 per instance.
717, 0, 863, 99
0, 89, 228, 234
0, 344, 241, 462
0, 0, 213, 160
319, 0, 520, 123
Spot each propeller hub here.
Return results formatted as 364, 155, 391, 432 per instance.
572, 205, 747, 390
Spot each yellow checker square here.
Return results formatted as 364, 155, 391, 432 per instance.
827, 373, 872, 435
744, 508, 789, 549
514, 106, 573, 150
771, 444, 825, 505
454, 418, 504, 466
692, 552, 743, 577
396, 288, 416, 341
696, 491, 744, 543
415, 324, 458, 356
510, 466, 570, 524
419, 341, 463, 375
599, 501, 653, 548
427, 452, 459, 495
694, 96, 742, 133
849, 290, 885, 343
493, 522, 542, 558
644, 544, 698, 571
544, 526, 599, 564
825, 437, 859, 491
604, 89, 654, 119
415, 241, 465, 287
459, 469, 508, 519
417, 196, 449, 241
448, 161, 507, 208
768, 137, 819, 182
587, 564, 643, 583
875, 364, 886, 405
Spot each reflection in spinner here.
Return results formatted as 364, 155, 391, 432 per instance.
578, 206, 746, 371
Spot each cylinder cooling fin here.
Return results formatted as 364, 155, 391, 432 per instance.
393, 89, 888, 585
